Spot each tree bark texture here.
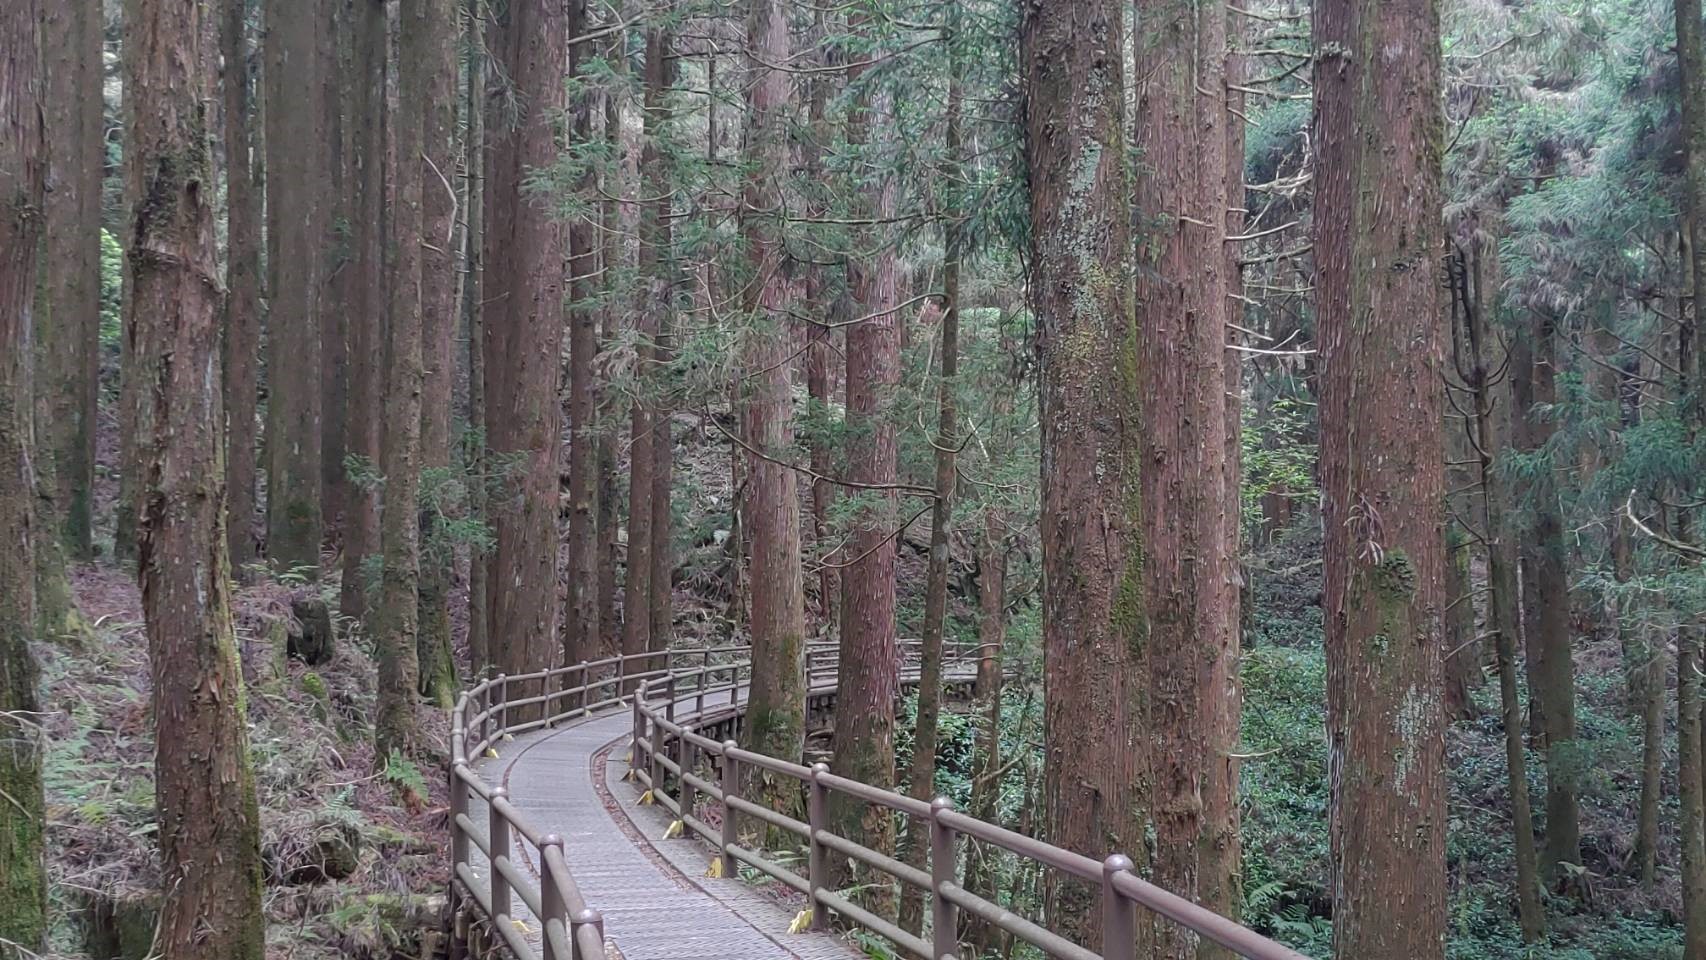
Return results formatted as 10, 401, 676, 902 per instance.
1313, 2, 1449, 958
1678, 1, 1706, 950
564, 0, 601, 666
483, 0, 567, 678
1133, 4, 1240, 952
1, 2, 48, 945
415, 0, 459, 709
127, 0, 267, 953
1022, 0, 1148, 946
264, 0, 324, 575
462, 0, 489, 676
340, 0, 387, 621
830, 5, 902, 897
375, 0, 430, 761
738, 0, 808, 820
318, 0, 348, 539
37, 0, 102, 560
223, 0, 263, 571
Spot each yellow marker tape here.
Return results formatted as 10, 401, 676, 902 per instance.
787, 909, 813, 934
511, 919, 533, 934
664, 820, 684, 839
637, 789, 654, 805
705, 858, 725, 879
485, 748, 499, 760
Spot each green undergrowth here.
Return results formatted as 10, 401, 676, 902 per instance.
1238, 521, 1683, 960
35, 567, 449, 960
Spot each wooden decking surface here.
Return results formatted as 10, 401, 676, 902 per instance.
467, 690, 868, 960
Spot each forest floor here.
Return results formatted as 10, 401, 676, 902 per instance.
37, 563, 452, 960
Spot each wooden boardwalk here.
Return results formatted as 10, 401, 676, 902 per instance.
468, 691, 866, 960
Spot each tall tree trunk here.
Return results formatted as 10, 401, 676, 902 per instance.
1022, 0, 1147, 945
38, 0, 102, 560
597, 59, 623, 662
737, 0, 808, 823
375, 0, 428, 760
900, 20, 962, 935
415, 0, 459, 709
264, 0, 324, 575
1442, 525, 1483, 722
1133, 5, 1239, 953
340, 0, 386, 620
645, 27, 676, 655
0, 2, 48, 944
1214, 10, 1249, 940
831, 6, 901, 901
318, 0, 348, 541
1455, 236, 1546, 940
1512, 312, 1583, 884
1316, 0, 1452, 936
564, 0, 600, 665
1674, 4, 1706, 950
1313, 2, 1449, 958
223, 0, 262, 571
463, 0, 489, 676
965, 511, 1007, 957
626, 28, 670, 666
127, 0, 266, 953
803, 6, 838, 630
484, 0, 567, 678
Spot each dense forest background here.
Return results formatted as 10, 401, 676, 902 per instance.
3, 0, 1706, 959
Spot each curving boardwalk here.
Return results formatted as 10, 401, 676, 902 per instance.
451, 649, 1306, 960
468, 687, 864, 960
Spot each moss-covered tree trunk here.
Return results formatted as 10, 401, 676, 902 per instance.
1, 3, 48, 946
264, 0, 324, 577
339, 0, 386, 622
737, 0, 808, 826
1313, 1, 1448, 957
127, 0, 266, 953
1022, 0, 1147, 945
414, 0, 459, 710
222, 0, 262, 572
964, 511, 1006, 957
317, 0, 348, 544
483, 0, 567, 678
375, 0, 429, 760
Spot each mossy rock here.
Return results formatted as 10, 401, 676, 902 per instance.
288, 596, 337, 665
76, 887, 160, 960
265, 818, 363, 885
300, 670, 332, 723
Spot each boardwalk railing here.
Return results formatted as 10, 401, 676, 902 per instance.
451, 643, 1308, 960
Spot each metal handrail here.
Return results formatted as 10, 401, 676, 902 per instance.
628, 651, 1311, 960
448, 642, 901, 960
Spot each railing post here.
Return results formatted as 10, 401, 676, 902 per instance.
678, 726, 696, 825
571, 907, 604, 960
495, 674, 508, 737
488, 787, 512, 922
539, 834, 565, 960
575, 661, 587, 715
632, 693, 644, 771
1100, 854, 1136, 960
665, 673, 677, 723
649, 706, 664, 790
450, 761, 469, 869
720, 740, 740, 875
930, 797, 958, 959
808, 763, 830, 931
617, 655, 628, 699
